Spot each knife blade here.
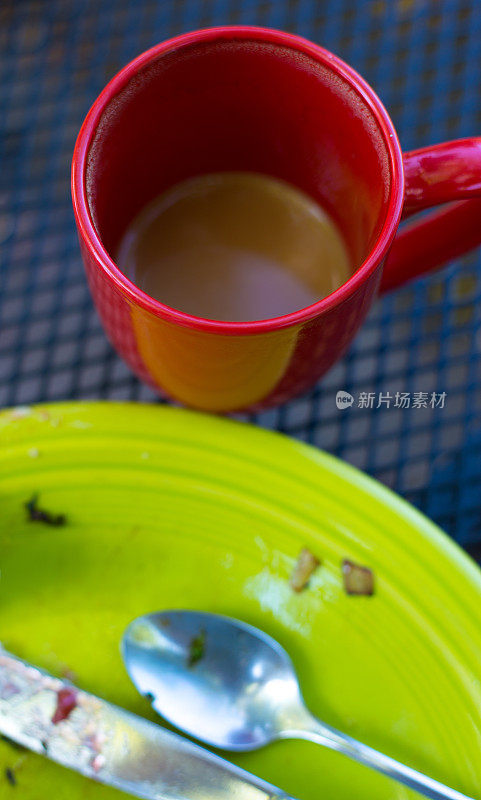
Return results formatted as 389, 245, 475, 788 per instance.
0, 648, 295, 800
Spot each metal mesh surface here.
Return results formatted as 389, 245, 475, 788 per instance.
1, 0, 480, 552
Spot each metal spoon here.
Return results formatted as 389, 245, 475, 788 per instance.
122, 611, 474, 800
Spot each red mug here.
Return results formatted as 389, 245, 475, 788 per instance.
72, 26, 481, 413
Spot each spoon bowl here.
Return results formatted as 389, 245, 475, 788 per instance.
122, 610, 474, 800
122, 610, 302, 750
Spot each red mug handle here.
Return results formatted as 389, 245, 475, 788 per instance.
380, 138, 481, 292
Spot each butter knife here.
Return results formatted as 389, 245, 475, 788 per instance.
0, 649, 295, 800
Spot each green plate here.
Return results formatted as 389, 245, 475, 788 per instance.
1, 402, 481, 800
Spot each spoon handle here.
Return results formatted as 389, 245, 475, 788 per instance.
284, 715, 474, 800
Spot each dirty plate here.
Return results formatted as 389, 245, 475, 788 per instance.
1, 402, 480, 799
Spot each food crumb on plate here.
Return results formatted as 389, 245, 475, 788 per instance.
342, 559, 374, 595
290, 547, 320, 592
24, 494, 67, 527
5, 767, 16, 786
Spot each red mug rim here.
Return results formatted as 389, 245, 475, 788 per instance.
71, 25, 405, 335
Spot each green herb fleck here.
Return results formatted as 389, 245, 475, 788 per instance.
5, 767, 16, 786
25, 494, 66, 526
188, 629, 206, 667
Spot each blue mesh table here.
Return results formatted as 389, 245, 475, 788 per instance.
1, 0, 480, 554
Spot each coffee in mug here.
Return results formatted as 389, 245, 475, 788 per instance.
116, 171, 351, 322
